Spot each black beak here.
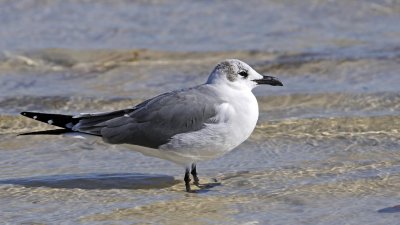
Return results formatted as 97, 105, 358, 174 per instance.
253, 76, 283, 86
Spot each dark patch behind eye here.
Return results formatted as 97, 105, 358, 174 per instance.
238, 71, 248, 78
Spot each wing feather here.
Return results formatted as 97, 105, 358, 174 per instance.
76, 86, 221, 149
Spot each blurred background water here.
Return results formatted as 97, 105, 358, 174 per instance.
0, 0, 400, 224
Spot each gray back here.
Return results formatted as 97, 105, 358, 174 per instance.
77, 85, 221, 148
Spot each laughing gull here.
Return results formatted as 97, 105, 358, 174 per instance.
20, 59, 283, 192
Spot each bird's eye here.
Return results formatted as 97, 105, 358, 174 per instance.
238, 71, 248, 78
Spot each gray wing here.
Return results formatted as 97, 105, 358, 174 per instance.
76, 86, 221, 148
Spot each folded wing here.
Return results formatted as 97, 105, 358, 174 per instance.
76, 86, 221, 148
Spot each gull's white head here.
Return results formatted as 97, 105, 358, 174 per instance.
206, 59, 283, 91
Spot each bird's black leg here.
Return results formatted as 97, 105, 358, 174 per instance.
191, 163, 200, 186
184, 167, 191, 192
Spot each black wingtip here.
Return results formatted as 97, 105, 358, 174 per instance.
20, 111, 37, 118
20, 111, 75, 129
19, 129, 71, 136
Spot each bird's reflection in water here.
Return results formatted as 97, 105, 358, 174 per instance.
0, 173, 179, 190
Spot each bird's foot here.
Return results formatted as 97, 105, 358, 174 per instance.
184, 164, 221, 192
193, 176, 200, 186
184, 168, 192, 192
191, 163, 200, 186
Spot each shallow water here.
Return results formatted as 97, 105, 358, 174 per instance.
1, 0, 400, 224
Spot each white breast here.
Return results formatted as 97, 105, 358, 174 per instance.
159, 86, 259, 164
224, 88, 259, 147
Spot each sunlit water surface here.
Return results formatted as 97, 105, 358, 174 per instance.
1, 0, 400, 224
